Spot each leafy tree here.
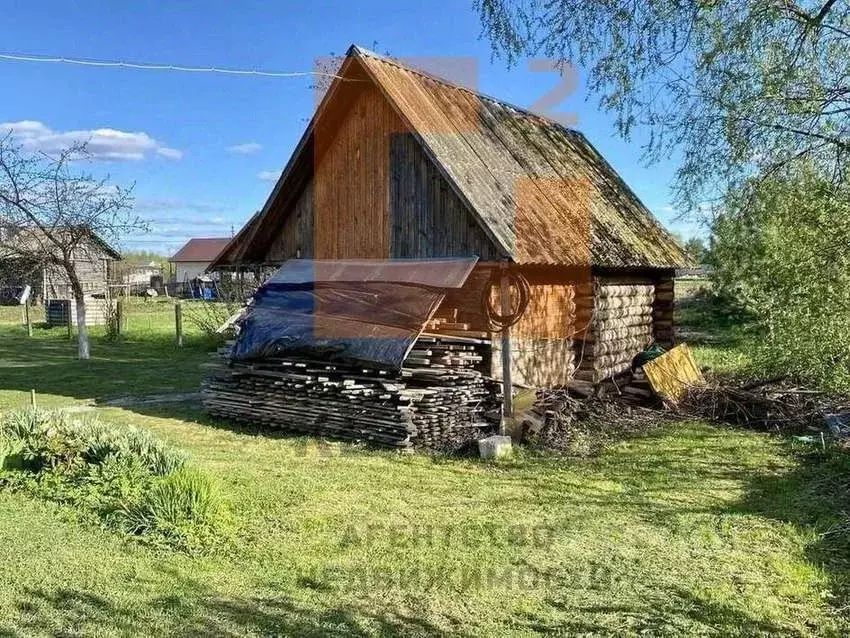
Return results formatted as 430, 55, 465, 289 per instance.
0, 137, 144, 359
475, 0, 850, 210
711, 168, 850, 390
684, 237, 709, 265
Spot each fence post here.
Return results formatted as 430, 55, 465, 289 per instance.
24, 302, 32, 337
116, 298, 124, 336
175, 301, 183, 347
499, 266, 513, 435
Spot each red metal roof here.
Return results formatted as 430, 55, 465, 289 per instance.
171, 237, 231, 263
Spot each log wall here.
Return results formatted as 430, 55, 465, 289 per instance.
574, 272, 677, 383
652, 275, 675, 348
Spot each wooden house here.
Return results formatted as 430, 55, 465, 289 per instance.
210, 45, 689, 387
0, 226, 120, 324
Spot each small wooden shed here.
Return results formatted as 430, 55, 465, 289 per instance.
0, 227, 120, 325
211, 45, 689, 386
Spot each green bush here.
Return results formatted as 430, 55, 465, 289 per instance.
120, 467, 228, 553
711, 169, 850, 392
0, 409, 224, 552
182, 300, 243, 339
0, 410, 187, 476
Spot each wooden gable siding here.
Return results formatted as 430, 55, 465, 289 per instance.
388, 132, 502, 260
311, 80, 403, 259
266, 180, 315, 261
42, 243, 111, 300
262, 80, 501, 263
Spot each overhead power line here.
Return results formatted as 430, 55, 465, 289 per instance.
0, 51, 347, 79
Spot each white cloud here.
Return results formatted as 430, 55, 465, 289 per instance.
0, 120, 182, 161
257, 169, 281, 182
228, 142, 262, 155
135, 198, 227, 214
156, 147, 183, 160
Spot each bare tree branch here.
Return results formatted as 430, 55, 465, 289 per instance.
0, 137, 146, 358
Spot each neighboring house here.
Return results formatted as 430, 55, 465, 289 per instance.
120, 261, 162, 286
0, 226, 120, 324
170, 238, 230, 283
0, 226, 120, 302
210, 45, 690, 386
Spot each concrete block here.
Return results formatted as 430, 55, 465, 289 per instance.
478, 435, 512, 459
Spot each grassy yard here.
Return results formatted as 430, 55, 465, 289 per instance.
0, 299, 216, 410
0, 297, 848, 636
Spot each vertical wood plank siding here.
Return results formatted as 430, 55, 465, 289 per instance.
311, 81, 404, 259
264, 83, 502, 262
388, 132, 501, 259
266, 181, 315, 261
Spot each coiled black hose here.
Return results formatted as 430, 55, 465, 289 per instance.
481, 267, 530, 331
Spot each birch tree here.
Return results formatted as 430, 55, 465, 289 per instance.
475, 0, 850, 210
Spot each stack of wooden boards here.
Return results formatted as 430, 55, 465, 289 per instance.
202, 332, 500, 451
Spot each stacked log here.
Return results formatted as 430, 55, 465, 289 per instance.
201, 333, 500, 451
652, 276, 675, 348
575, 280, 655, 382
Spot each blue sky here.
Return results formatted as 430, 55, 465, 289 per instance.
0, 0, 702, 256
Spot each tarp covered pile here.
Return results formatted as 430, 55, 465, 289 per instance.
202, 258, 501, 450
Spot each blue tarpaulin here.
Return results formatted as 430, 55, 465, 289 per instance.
232, 258, 478, 369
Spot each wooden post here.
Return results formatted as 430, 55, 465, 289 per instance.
175, 301, 183, 347
30, 389, 36, 408
66, 300, 73, 340
499, 268, 513, 432
24, 302, 32, 337
116, 298, 124, 336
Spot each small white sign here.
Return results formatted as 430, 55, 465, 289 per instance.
18, 285, 31, 305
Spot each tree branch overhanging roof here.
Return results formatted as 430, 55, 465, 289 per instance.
210, 44, 689, 270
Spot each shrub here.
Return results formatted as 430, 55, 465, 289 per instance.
120, 467, 228, 552
182, 300, 244, 339
711, 169, 850, 392
0, 409, 224, 552
0, 410, 187, 476
83, 421, 188, 476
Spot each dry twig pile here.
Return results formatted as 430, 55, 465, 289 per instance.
678, 377, 850, 436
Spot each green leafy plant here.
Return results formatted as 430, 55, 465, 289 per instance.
182, 300, 244, 339
120, 467, 229, 553
711, 169, 850, 391
0, 408, 224, 552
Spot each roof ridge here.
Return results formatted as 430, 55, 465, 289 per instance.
348, 44, 579, 135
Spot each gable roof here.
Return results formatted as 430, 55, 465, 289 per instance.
211, 45, 688, 270
171, 237, 231, 263
0, 224, 121, 261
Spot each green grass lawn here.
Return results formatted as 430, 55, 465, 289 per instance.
0, 298, 848, 636
0, 299, 216, 410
